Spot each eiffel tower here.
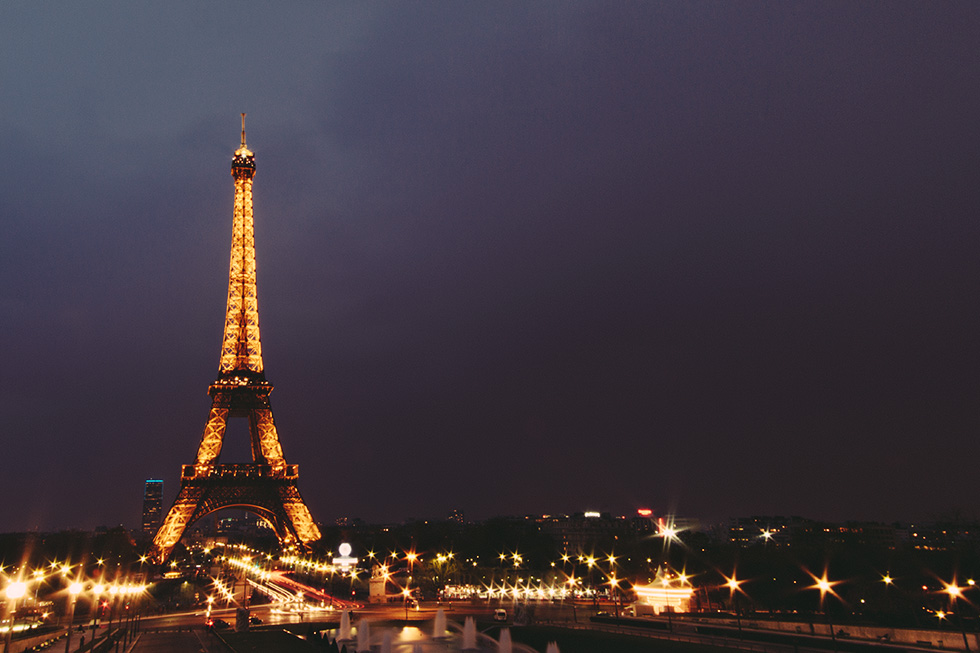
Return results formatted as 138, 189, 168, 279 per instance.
150, 116, 321, 563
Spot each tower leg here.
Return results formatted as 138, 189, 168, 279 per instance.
150, 484, 206, 564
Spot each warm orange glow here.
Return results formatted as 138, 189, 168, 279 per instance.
724, 574, 743, 594
5, 582, 27, 600
806, 570, 841, 605
634, 581, 694, 614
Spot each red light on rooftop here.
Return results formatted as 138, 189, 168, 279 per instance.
637, 509, 653, 517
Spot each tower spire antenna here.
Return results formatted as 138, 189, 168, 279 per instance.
240, 112, 247, 149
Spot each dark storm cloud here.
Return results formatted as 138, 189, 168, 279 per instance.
1, 3, 979, 531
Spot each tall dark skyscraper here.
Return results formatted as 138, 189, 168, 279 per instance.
142, 479, 163, 534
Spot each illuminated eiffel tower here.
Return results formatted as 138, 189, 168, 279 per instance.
150, 116, 321, 563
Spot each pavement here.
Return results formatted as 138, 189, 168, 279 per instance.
127, 628, 226, 653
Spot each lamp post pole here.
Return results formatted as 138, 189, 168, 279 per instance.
945, 584, 970, 653
91, 585, 103, 639
726, 576, 744, 640
4, 581, 27, 653
814, 577, 837, 653
64, 582, 82, 653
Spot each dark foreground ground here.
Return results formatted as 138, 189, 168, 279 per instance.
124, 622, 749, 653
495, 625, 749, 653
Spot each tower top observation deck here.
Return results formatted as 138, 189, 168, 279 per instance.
232, 113, 255, 178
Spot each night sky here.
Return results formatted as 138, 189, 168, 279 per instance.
3, 3, 980, 533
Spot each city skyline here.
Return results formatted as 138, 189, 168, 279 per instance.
3, 4, 980, 532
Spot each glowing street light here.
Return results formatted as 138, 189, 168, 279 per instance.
64, 582, 83, 653
808, 572, 840, 609
806, 570, 841, 652
5, 582, 27, 601
943, 580, 971, 652
4, 581, 28, 653
91, 584, 105, 632
608, 576, 621, 617
723, 573, 745, 638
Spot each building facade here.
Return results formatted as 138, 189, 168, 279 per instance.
141, 479, 164, 534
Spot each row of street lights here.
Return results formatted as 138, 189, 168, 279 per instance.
716, 568, 977, 652
2, 572, 146, 653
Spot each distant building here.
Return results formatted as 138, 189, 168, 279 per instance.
727, 516, 900, 549
141, 480, 163, 534
335, 516, 365, 528
448, 508, 465, 524
728, 516, 796, 546
536, 512, 623, 551
835, 521, 899, 548
216, 511, 273, 536
904, 520, 980, 551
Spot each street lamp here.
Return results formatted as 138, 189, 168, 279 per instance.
724, 574, 744, 638
658, 576, 674, 632
4, 581, 27, 653
64, 582, 83, 653
944, 582, 971, 652
608, 577, 620, 618
31, 570, 44, 607
90, 584, 104, 634
808, 571, 840, 653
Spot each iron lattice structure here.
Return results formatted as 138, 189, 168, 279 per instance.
150, 117, 321, 563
